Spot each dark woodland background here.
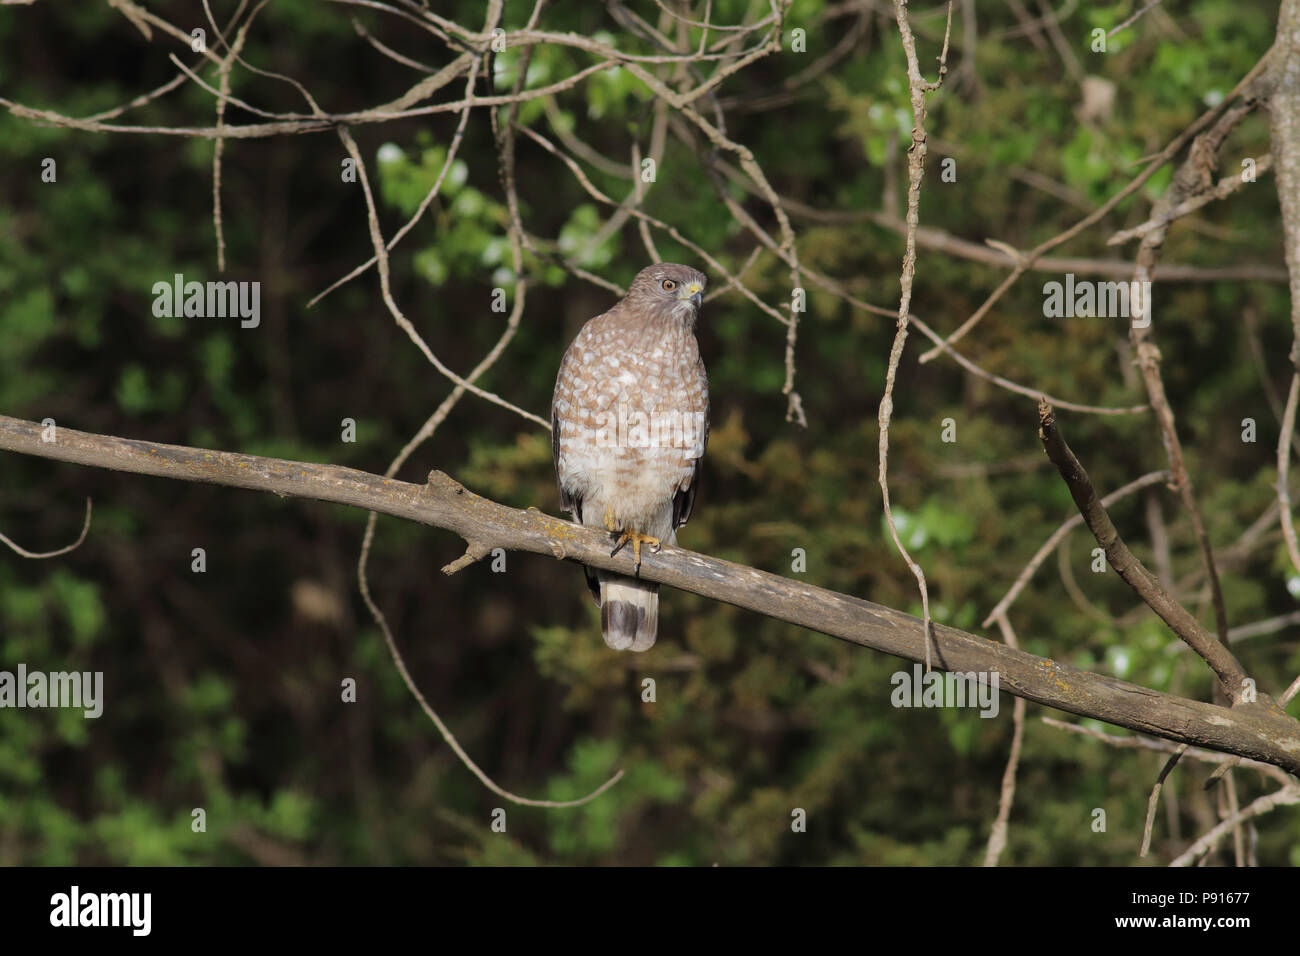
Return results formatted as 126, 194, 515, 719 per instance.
2, 0, 1298, 865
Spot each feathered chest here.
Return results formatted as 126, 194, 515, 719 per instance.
553, 314, 708, 454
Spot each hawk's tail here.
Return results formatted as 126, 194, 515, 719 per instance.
598, 572, 659, 652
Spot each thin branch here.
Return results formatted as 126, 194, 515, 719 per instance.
1224, 609, 1300, 643
334, 126, 548, 428
1037, 401, 1249, 697
1107, 0, 1167, 39
1141, 748, 1187, 857
0, 497, 92, 559
307, 58, 483, 309
983, 612, 1026, 867
1268, 0, 1300, 371
351, 15, 435, 71
915, 51, 1275, 363
984, 470, 1170, 627
1042, 718, 1293, 785
1169, 785, 1300, 867
358, 517, 622, 808
206, 0, 261, 272
513, 123, 792, 330
1279, 374, 1300, 575
1056, 534, 1115, 625
350, 2, 616, 810
880, 0, 951, 667
1108, 154, 1274, 245
1125, 100, 1261, 658
780, 193, 1288, 281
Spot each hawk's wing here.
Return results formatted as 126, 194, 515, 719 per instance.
552, 349, 599, 603
672, 360, 709, 530
551, 340, 581, 521
551, 402, 579, 520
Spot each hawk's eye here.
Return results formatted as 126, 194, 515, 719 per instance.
661, 279, 677, 292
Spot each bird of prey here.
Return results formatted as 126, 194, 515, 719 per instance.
551, 263, 710, 652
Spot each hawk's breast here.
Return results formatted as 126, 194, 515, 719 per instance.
553, 311, 708, 530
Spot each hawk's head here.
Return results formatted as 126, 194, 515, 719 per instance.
627, 263, 707, 325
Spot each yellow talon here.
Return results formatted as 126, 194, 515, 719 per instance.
610, 529, 661, 574
603, 506, 618, 532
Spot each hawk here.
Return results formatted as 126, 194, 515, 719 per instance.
551, 263, 710, 652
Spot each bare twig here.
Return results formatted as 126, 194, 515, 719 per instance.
1107, 0, 1167, 39
1169, 785, 1300, 867
984, 470, 1170, 627
1141, 748, 1187, 857
1125, 100, 1263, 661
1042, 718, 1294, 786
335, 126, 548, 428
0, 497, 92, 559
307, 58, 483, 309
983, 612, 1026, 867
915, 52, 1275, 363
1279, 374, 1300, 575
1108, 155, 1274, 245
880, 0, 952, 668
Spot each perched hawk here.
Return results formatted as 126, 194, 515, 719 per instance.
551, 263, 710, 652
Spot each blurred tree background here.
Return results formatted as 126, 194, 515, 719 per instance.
1, 0, 1298, 866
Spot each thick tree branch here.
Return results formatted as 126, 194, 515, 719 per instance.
3, 413, 1300, 775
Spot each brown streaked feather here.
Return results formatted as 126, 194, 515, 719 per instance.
552, 387, 600, 603
551, 402, 574, 515
673, 363, 709, 530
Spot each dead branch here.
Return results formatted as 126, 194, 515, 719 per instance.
3, 413, 1300, 776
1036, 401, 1249, 697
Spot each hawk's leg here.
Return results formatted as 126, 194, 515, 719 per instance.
602, 507, 660, 574
610, 529, 661, 575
